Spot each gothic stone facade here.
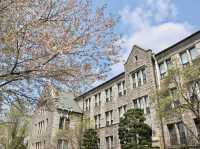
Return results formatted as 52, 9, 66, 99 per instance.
30, 31, 200, 149
28, 86, 82, 149
75, 31, 200, 149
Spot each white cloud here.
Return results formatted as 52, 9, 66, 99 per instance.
108, 0, 194, 78
92, 0, 194, 87
120, 0, 194, 55
119, 0, 178, 30
146, 0, 177, 22
123, 22, 193, 53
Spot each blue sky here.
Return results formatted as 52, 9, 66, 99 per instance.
93, 0, 200, 82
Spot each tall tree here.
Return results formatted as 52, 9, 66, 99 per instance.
0, 101, 29, 149
82, 128, 99, 149
118, 109, 152, 149
0, 0, 120, 109
154, 57, 200, 145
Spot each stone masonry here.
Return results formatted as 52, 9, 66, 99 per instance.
29, 30, 200, 149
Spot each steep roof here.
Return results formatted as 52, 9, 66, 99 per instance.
57, 92, 82, 113
155, 30, 200, 58
125, 45, 152, 64
75, 72, 125, 100
76, 30, 200, 100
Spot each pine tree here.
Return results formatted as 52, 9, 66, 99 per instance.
118, 109, 152, 149
82, 128, 99, 149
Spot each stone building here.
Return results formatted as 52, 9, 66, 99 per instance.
30, 30, 200, 149
154, 31, 200, 148
75, 45, 160, 149
75, 30, 200, 149
28, 86, 82, 149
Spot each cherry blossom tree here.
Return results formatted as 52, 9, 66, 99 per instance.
0, 0, 120, 109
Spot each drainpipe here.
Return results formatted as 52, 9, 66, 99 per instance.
152, 55, 167, 149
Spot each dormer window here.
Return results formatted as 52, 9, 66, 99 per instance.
159, 62, 167, 79
179, 47, 199, 67
189, 47, 198, 60
180, 51, 189, 66
158, 58, 172, 79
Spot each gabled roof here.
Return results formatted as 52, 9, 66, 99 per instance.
75, 72, 125, 100
57, 92, 82, 114
76, 30, 200, 101
125, 45, 152, 64
155, 30, 200, 58
38, 85, 82, 114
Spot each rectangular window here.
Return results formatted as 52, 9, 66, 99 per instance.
105, 110, 113, 126
57, 140, 62, 149
158, 58, 172, 79
95, 93, 101, 107
118, 80, 126, 96
59, 117, 65, 129
94, 115, 98, 129
177, 122, 187, 144
105, 87, 112, 102
144, 96, 150, 114
46, 119, 48, 130
166, 58, 172, 69
137, 71, 142, 86
123, 105, 127, 113
132, 73, 137, 88
194, 118, 200, 136
138, 98, 142, 109
110, 110, 113, 125
189, 47, 198, 60
118, 105, 127, 118
159, 62, 167, 79
99, 93, 101, 105
105, 112, 109, 126
106, 137, 109, 149
171, 88, 180, 108
118, 83, 122, 96
65, 119, 70, 130
180, 51, 189, 65
94, 114, 101, 129
105, 136, 113, 149
133, 100, 138, 108
133, 96, 150, 114
63, 140, 68, 149
105, 89, 109, 102
85, 98, 91, 111
118, 107, 122, 118
98, 114, 101, 128
57, 139, 68, 149
110, 88, 112, 99
167, 124, 178, 145
36, 142, 42, 149
146, 107, 150, 114
97, 138, 100, 148
122, 80, 126, 95
110, 136, 113, 149
131, 68, 147, 88
95, 94, 98, 107
142, 69, 147, 84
